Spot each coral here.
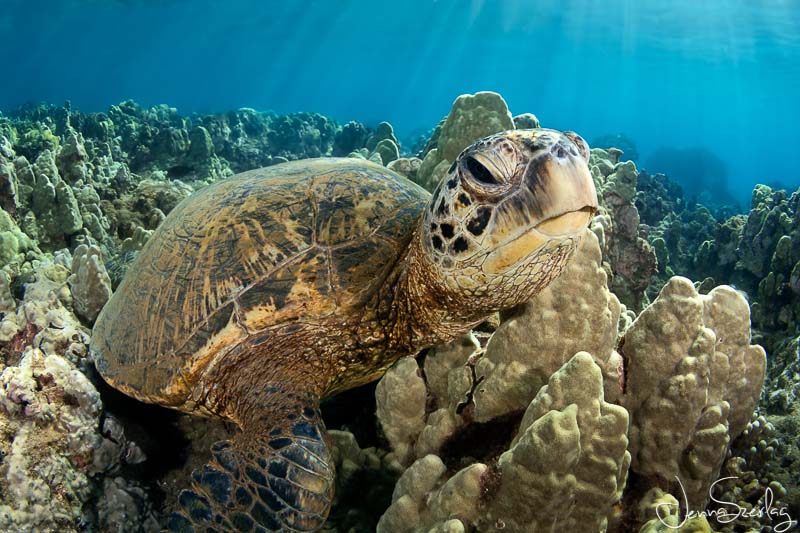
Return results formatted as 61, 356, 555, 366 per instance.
30, 150, 83, 245
415, 92, 514, 191
0, 136, 21, 214
0, 349, 100, 531
767, 335, 800, 411
96, 476, 159, 532
199, 108, 274, 171
0, 115, 17, 145
485, 352, 629, 532
0, 347, 151, 532
590, 148, 657, 310
366, 122, 399, 153
267, 112, 337, 160
0, 270, 14, 313
324, 430, 402, 532
14, 123, 60, 161
0, 260, 84, 363
635, 170, 685, 226
375, 357, 427, 464
622, 277, 767, 509
108, 178, 193, 241
67, 244, 112, 325
184, 125, 231, 182
377, 353, 630, 533
376, 229, 765, 532
642, 204, 735, 303
0, 259, 149, 531
333, 121, 369, 156
57, 128, 90, 184
706, 412, 789, 533
374, 138, 400, 165
473, 230, 624, 421
413, 117, 446, 160
387, 157, 422, 183
738, 186, 800, 342
511, 113, 540, 130
0, 207, 39, 267
341, 122, 400, 167
760, 399, 800, 522
122, 108, 230, 183
637, 489, 715, 532
591, 132, 640, 162
690, 214, 746, 288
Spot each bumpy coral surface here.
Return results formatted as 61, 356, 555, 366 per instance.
473, 230, 624, 419
589, 147, 657, 311
415, 91, 514, 191
622, 277, 766, 508
376, 229, 766, 532
0, 260, 154, 532
67, 244, 112, 324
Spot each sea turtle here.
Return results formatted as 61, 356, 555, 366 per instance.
91, 128, 598, 532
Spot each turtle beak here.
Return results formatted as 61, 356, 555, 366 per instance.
534, 205, 596, 238
482, 206, 595, 275
481, 133, 598, 275
520, 137, 598, 238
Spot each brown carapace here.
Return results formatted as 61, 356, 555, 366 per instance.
91, 128, 598, 532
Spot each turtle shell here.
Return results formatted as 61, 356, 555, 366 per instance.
91, 158, 429, 407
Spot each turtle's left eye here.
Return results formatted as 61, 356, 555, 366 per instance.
463, 156, 500, 185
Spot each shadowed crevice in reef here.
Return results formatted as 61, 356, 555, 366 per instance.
87, 363, 189, 507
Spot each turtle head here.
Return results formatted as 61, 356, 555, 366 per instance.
418, 128, 598, 317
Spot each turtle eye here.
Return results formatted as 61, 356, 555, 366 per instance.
463, 156, 500, 186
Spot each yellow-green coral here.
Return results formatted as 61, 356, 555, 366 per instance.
415, 91, 514, 191
473, 229, 624, 420
375, 230, 766, 532
623, 277, 767, 509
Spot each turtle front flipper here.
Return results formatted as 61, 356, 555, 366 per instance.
165, 389, 334, 532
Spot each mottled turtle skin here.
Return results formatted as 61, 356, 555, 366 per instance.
91, 128, 598, 532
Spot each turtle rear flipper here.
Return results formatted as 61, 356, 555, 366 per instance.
165, 396, 334, 532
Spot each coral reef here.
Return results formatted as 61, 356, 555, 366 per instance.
472, 230, 624, 420
640, 182, 799, 380
333, 121, 370, 157
0, 259, 154, 532
378, 353, 629, 533
511, 113, 540, 130
622, 277, 766, 509
0, 94, 795, 532
415, 92, 514, 191
375, 230, 766, 532
589, 147, 657, 310
594, 155, 800, 525
738, 186, 800, 342
345, 122, 402, 167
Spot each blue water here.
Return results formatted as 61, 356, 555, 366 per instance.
2, 0, 798, 208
